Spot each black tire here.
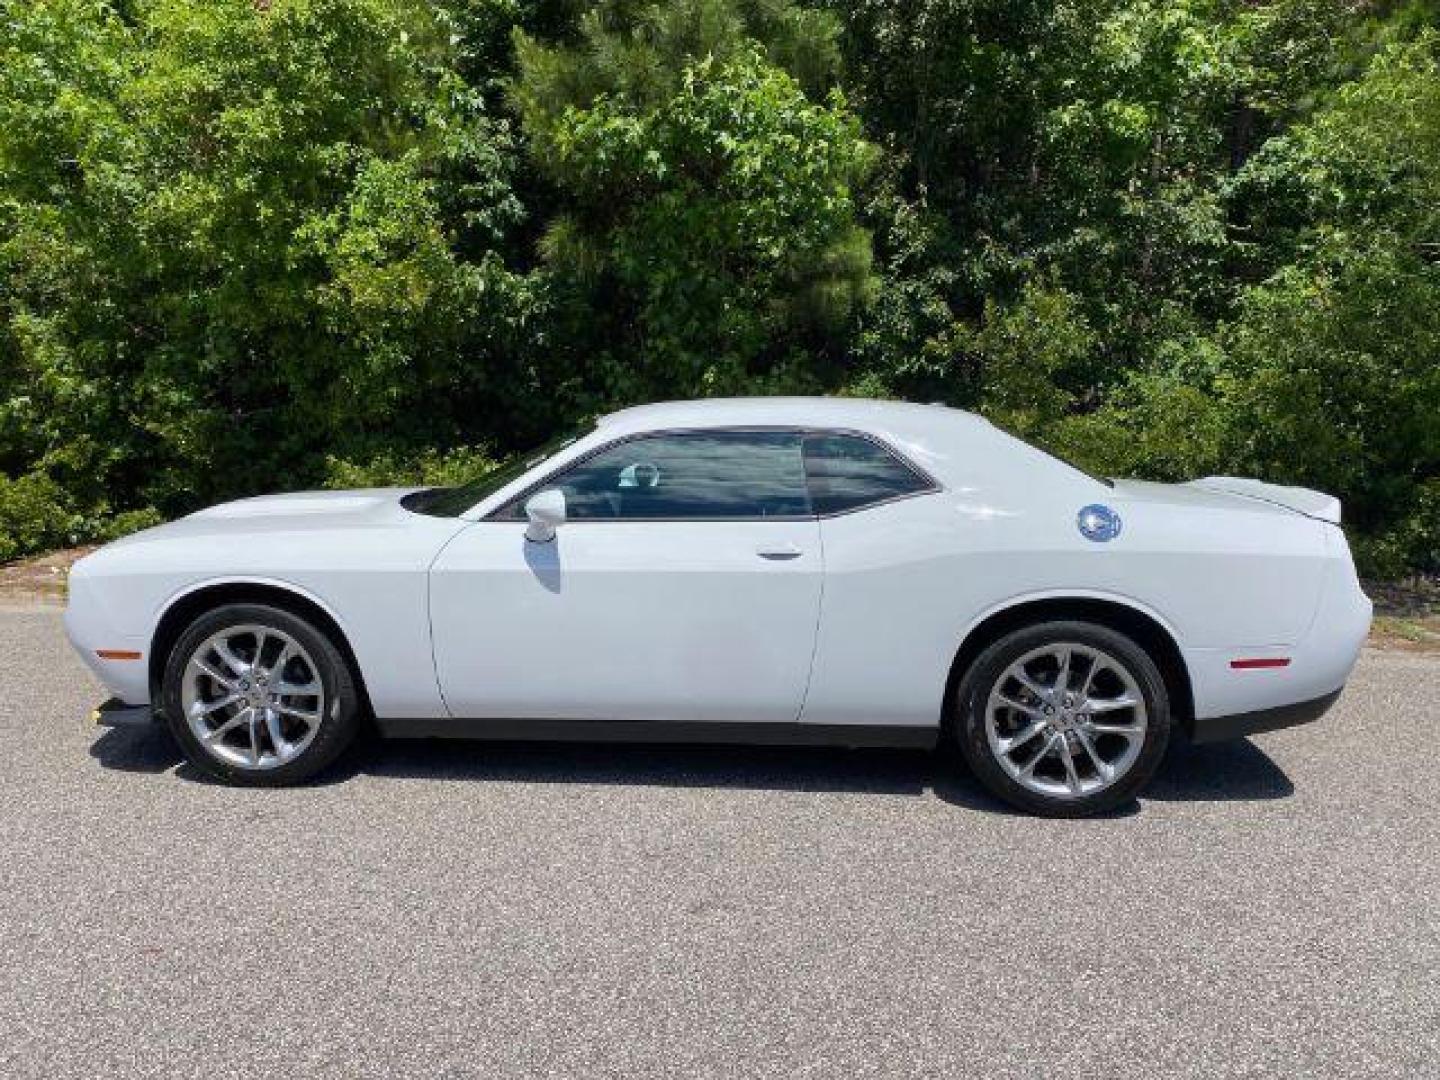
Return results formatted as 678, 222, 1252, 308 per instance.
160, 603, 363, 786
952, 620, 1171, 817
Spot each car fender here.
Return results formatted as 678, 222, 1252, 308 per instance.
153, 573, 355, 645
955, 587, 1186, 652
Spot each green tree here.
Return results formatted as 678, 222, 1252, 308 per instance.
1059, 33, 1440, 574
0, 0, 534, 532
512, 1, 875, 401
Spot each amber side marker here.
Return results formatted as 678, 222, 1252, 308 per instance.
1230, 657, 1291, 670
95, 649, 142, 661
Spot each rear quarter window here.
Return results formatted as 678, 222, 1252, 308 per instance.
803, 433, 935, 515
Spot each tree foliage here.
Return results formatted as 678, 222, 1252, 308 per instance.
1, 0, 1438, 573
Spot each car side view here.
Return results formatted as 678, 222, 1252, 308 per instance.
66, 398, 1372, 816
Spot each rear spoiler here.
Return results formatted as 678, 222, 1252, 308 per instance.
1186, 476, 1342, 524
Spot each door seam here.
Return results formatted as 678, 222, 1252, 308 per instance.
793, 518, 827, 723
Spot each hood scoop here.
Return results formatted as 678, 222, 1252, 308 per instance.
188, 490, 400, 520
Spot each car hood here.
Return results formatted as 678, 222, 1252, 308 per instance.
106, 488, 425, 546
186, 488, 420, 522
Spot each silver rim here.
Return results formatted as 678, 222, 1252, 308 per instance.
985, 642, 1148, 799
181, 624, 326, 771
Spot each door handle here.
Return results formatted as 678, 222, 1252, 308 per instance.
755, 544, 803, 560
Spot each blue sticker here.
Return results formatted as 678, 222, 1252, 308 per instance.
1077, 504, 1122, 542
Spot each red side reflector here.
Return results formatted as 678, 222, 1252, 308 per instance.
96, 649, 142, 661
1230, 657, 1291, 670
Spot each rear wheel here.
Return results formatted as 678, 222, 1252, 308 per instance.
953, 620, 1171, 817
160, 603, 362, 785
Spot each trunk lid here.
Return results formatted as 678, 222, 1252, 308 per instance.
1184, 476, 1341, 524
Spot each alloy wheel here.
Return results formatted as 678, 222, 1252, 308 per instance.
180, 623, 326, 771
984, 642, 1148, 799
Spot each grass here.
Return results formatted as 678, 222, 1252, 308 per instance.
1366, 577, 1440, 653
0, 545, 94, 605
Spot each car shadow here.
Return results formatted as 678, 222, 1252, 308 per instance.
88, 715, 1295, 815
1146, 738, 1296, 802
89, 721, 185, 775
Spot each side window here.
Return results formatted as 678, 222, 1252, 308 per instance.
803, 433, 933, 515
534, 431, 810, 520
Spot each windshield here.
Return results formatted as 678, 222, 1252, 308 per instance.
402, 426, 591, 517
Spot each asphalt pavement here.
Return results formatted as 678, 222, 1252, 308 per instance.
1, 605, 1436, 1078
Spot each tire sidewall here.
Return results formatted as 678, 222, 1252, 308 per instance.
160, 603, 360, 786
954, 620, 1171, 817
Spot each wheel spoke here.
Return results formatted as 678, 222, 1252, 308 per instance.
266, 643, 295, 681
203, 707, 252, 742
995, 693, 1045, 719
263, 708, 289, 760
276, 678, 320, 698
1054, 648, 1073, 695
248, 709, 263, 766
189, 692, 241, 718
1074, 728, 1113, 782
997, 718, 1049, 756
213, 639, 250, 678
1011, 668, 1050, 701
252, 631, 269, 671
1059, 738, 1083, 794
1088, 721, 1144, 740
272, 700, 319, 722
1084, 693, 1139, 714
190, 657, 236, 691
1017, 733, 1057, 779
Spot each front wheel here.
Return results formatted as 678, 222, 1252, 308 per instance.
160, 603, 362, 785
953, 620, 1171, 817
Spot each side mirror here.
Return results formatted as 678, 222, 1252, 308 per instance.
524, 488, 566, 543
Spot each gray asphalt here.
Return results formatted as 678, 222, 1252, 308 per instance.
1, 606, 1436, 1079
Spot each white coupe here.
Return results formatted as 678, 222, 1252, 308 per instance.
66, 398, 1371, 815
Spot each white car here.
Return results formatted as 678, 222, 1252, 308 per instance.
66, 398, 1371, 815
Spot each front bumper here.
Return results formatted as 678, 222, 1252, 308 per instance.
92, 698, 157, 728
1190, 688, 1342, 744
64, 570, 152, 706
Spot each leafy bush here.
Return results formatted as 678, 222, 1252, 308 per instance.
0, 471, 162, 562
0, 472, 79, 563
1, 2, 1437, 575
323, 446, 498, 489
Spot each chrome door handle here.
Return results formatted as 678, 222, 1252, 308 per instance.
755, 545, 803, 560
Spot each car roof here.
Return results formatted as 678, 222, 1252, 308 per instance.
459, 397, 1099, 520
597, 397, 991, 436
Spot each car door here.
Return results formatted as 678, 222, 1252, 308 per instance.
428, 429, 823, 725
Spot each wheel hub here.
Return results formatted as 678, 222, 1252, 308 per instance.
1040, 689, 1084, 732
240, 672, 273, 709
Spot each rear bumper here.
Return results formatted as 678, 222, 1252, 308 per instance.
1185, 527, 1370, 722
1190, 688, 1342, 744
